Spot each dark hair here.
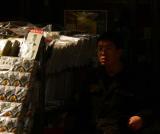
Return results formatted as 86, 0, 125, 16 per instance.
97, 32, 124, 49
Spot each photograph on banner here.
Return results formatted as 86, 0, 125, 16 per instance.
64, 10, 107, 34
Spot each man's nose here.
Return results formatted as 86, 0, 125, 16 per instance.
99, 49, 105, 54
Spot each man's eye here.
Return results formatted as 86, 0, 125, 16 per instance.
98, 47, 103, 51
106, 47, 112, 50
98, 47, 111, 51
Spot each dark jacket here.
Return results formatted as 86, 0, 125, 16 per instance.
81, 65, 154, 134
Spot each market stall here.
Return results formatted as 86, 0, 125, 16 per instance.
0, 21, 44, 134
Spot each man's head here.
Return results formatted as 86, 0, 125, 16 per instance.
97, 32, 123, 66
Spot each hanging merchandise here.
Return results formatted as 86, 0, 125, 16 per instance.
46, 34, 97, 73
0, 86, 29, 103
0, 117, 19, 133
19, 30, 43, 59
0, 21, 61, 134
0, 38, 24, 57
0, 56, 40, 134
0, 102, 23, 118
0, 22, 45, 134
43, 31, 60, 46
9, 40, 21, 57
45, 34, 97, 110
1, 40, 12, 56
0, 71, 31, 87
0, 56, 36, 72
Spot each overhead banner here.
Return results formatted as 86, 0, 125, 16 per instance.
64, 10, 107, 34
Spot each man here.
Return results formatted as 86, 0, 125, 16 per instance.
65, 32, 157, 134
86, 32, 153, 134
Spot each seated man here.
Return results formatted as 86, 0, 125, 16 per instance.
82, 32, 157, 134
64, 32, 159, 134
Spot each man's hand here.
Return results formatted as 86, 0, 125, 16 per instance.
128, 115, 143, 131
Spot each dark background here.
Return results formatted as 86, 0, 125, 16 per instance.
0, 0, 160, 74
1, 1, 159, 132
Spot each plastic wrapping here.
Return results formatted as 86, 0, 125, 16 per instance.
19, 31, 43, 59
0, 39, 24, 57
0, 71, 31, 87
0, 21, 37, 39
0, 56, 36, 73
0, 86, 29, 103
0, 132, 14, 134
0, 102, 22, 118
0, 117, 18, 132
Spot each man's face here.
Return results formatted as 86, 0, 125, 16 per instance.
97, 40, 122, 66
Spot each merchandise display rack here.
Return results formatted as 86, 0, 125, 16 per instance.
0, 56, 40, 134
0, 22, 45, 133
